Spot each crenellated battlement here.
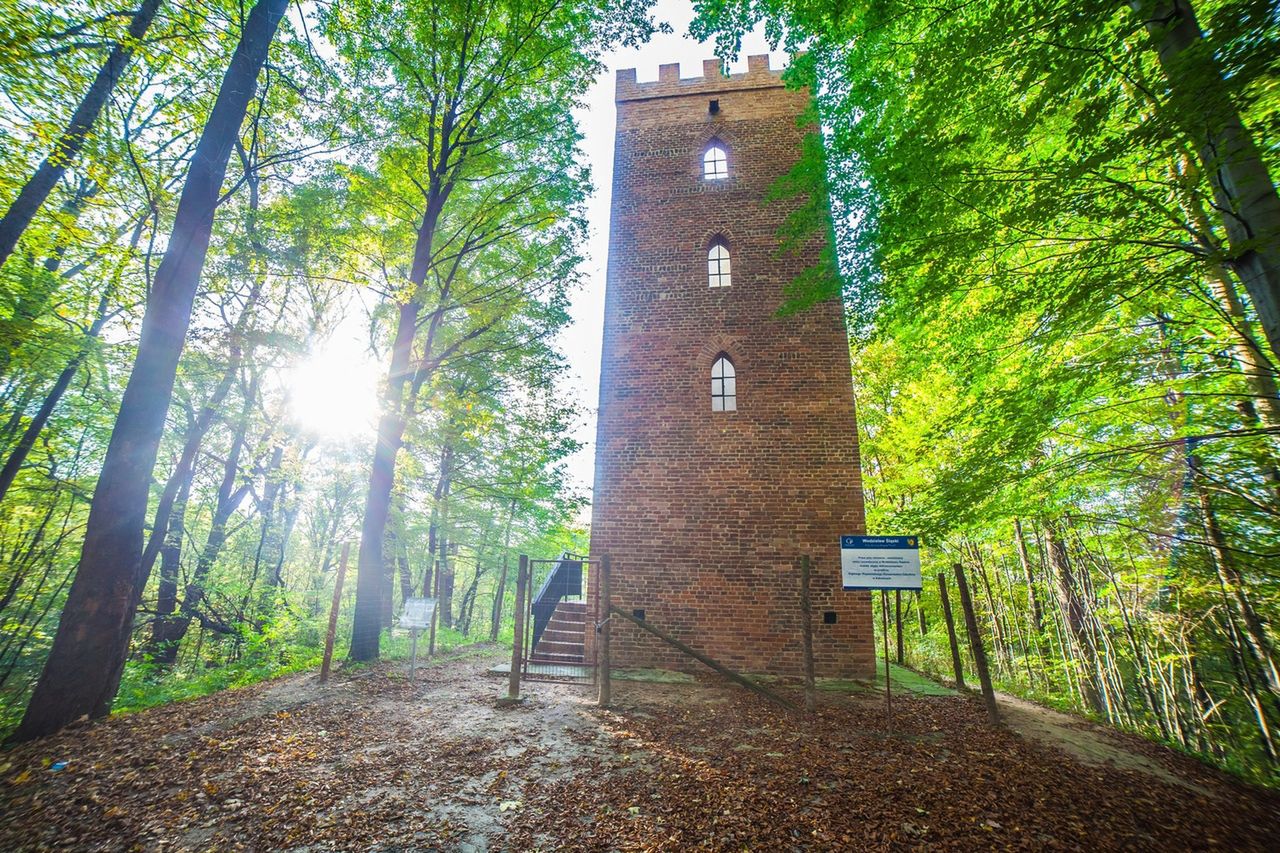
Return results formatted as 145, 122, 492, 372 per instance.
616, 55, 786, 102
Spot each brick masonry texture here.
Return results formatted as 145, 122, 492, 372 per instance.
587, 56, 874, 679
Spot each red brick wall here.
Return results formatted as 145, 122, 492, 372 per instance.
587, 56, 874, 679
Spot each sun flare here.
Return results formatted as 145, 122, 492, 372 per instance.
285, 338, 380, 440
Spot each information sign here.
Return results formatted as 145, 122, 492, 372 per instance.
400, 597, 437, 630
840, 536, 922, 591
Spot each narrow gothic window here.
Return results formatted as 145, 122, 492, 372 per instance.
703, 145, 728, 180
711, 356, 736, 411
708, 242, 731, 288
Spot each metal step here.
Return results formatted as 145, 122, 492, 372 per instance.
531, 600, 589, 664
535, 639, 585, 656
541, 627, 584, 644
529, 651, 586, 664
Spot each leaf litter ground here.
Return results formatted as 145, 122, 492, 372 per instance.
2, 645, 1277, 851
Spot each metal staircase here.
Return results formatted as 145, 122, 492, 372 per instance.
523, 553, 591, 680
530, 600, 586, 665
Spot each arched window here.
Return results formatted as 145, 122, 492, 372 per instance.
707, 241, 731, 288
703, 144, 728, 180
711, 356, 737, 412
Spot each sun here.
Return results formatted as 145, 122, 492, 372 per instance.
285, 336, 381, 440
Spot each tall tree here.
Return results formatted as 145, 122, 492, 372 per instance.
1129, 1, 1280, 361
0, 0, 163, 268
8, 0, 289, 743
329, 0, 659, 661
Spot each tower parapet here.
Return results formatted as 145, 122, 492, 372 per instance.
616, 54, 786, 102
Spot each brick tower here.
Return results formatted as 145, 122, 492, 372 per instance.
589, 56, 873, 678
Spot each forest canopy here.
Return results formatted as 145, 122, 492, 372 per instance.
694, 0, 1280, 782
0, 0, 661, 742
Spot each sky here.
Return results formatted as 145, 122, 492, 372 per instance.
560, 1, 788, 515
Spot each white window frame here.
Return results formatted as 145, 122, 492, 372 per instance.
703, 145, 728, 180
708, 242, 731, 288
711, 356, 737, 412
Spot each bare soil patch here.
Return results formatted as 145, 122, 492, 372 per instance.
1, 647, 1276, 851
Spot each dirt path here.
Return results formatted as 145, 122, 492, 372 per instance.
993, 691, 1216, 797
1, 647, 1276, 851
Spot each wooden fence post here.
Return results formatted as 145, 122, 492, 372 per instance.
953, 562, 1000, 725
881, 589, 893, 734
895, 589, 904, 665
319, 542, 350, 683
937, 572, 966, 690
800, 555, 816, 713
506, 555, 529, 702
598, 554, 612, 708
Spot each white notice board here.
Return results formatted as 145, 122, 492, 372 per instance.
400, 597, 437, 630
840, 536, 922, 591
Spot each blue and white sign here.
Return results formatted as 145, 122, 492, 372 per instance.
840, 536, 922, 591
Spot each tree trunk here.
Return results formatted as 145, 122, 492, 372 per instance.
349, 304, 418, 661
251, 444, 285, 587
489, 498, 518, 642
0, 499, 61, 616
270, 475, 303, 590
1131, 0, 1280, 361
8, 0, 288, 743
1013, 519, 1044, 637
347, 74, 467, 661
1169, 153, 1280, 461
1096, 538, 1168, 738
1217, 607, 1278, 760
971, 547, 1009, 676
439, 548, 455, 630
148, 394, 253, 666
397, 550, 413, 608
380, 493, 399, 630
458, 562, 483, 635
1190, 455, 1280, 701
139, 278, 258, 580
894, 589, 903, 665
0, 206, 155, 506
1045, 521, 1105, 714
142, 450, 194, 662
435, 448, 456, 629
0, 0, 164, 269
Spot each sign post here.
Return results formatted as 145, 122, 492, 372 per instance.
399, 597, 437, 680
841, 535, 922, 736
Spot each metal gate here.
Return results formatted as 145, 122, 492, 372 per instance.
521, 552, 598, 683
